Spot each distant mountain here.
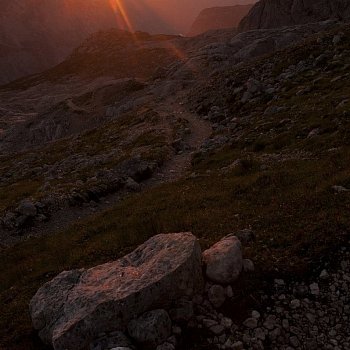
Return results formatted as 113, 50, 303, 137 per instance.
0, 0, 119, 85
238, 0, 350, 32
0, 0, 258, 85
188, 5, 253, 36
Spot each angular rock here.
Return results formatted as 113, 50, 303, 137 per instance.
208, 285, 226, 308
30, 232, 203, 350
169, 300, 194, 322
236, 229, 255, 244
202, 234, 243, 284
243, 259, 255, 273
16, 200, 37, 217
127, 309, 172, 348
90, 331, 134, 350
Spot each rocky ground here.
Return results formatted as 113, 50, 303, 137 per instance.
194, 245, 350, 350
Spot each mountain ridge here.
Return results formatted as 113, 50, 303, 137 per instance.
188, 4, 253, 36
238, 0, 350, 31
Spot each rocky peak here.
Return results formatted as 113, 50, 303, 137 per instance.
188, 5, 253, 37
238, 0, 350, 32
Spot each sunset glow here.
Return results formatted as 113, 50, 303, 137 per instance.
109, 0, 135, 32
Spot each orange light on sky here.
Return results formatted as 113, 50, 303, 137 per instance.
109, 0, 135, 32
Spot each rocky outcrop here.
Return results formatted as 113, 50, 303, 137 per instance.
29, 232, 203, 350
188, 5, 253, 37
238, 0, 350, 32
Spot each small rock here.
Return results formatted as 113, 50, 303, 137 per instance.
310, 283, 320, 296
320, 269, 329, 279
332, 185, 350, 193
125, 177, 141, 192
236, 229, 255, 244
232, 341, 244, 350
252, 310, 261, 319
208, 285, 226, 308
243, 317, 258, 329
243, 259, 255, 273
156, 342, 175, 350
290, 335, 300, 347
221, 317, 233, 329
16, 200, 37, 217
290, 299, 301, 309
263, 315, 276, 330
127, 309, 172, 347
274, 279, 285, 286
226, 286, 233, 298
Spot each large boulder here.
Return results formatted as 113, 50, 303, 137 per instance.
30, 232, 203, 350
202, 234, 243, 284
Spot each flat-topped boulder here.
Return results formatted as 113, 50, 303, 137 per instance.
29, 232, 203, 350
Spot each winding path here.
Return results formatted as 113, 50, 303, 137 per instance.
147, 100, 212, 184
0, 97, 212, 246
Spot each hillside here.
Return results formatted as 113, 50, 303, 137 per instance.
188, 5, 253, 36
0, 0, 120, 85
0, 3, 350, 350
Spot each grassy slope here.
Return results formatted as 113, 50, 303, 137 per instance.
0, 109, 169, 213
1, 25, 350, 350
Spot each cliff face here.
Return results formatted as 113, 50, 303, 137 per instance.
188, 5, 253, 36
238, 0, 350, 32
0, 0, 118, 85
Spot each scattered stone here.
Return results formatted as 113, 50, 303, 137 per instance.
332, 185, 350, 193
243, 259, 255, 272
290, 299, 301, 309
310, 282, 320, 296
16, 200, 37, 217
125, 177, 141, 192
208, 285, 226, 308
243, 317, 258, 329
320, 269, 329, 279
263, 315, 276, 330
232, 340, 244, 349
226, 285, 233, 298
252, 310, 261, 319
236, 229, 255, 244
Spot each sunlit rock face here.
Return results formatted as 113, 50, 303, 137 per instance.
188, 5, 253, 36
238, 0, 350, 32
29, 232, 203, 350
0, 0, 117, 85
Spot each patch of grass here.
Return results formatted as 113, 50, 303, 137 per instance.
1, 145, 349, 349
0, 180, 42, 212
0, 110, 170, 213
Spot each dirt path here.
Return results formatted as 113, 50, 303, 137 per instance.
147, 101, 212, 184
1, 97, 211, 246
